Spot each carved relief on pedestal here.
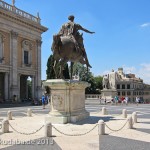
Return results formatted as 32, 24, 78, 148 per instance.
52, 95, 64, 110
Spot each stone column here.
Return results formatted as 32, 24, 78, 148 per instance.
18, 74, 20, 101
26, 78, 28, 99
31, 76, 35, 99
4, 72, 9, 100
36, 39, 42, 99
10, 30, 19, 99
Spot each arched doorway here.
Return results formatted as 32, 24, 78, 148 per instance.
20, 75, 33, 101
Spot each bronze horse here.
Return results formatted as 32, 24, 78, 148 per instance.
51, 34, 88, 79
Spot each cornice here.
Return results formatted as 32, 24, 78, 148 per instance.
0, 8, 48, 33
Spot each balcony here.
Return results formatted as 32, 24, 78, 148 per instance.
0, 0, 40, 24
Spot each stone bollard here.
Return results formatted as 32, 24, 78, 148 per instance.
102, 107, 107, 115
132, 112, 137, 123
27, 108, 32, 117
2, 119, 9, 133
127, 116, 133, 129
7, 111, 12, 120
45, 122, 52, 137
122, 109, 127, 118
98, 120, 105, 135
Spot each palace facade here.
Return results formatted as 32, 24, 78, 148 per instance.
0, 1, 47, 102
115, 68, 149, 102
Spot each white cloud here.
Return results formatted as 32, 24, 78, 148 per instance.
140, 23, 150, 28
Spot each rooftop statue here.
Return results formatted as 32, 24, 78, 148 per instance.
51, 15, 95, 79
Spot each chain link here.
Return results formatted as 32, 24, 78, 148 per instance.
105, 119, 129, 132
0, 124, 2, 129
9, 123, 44, 135
52, 124, 98, 136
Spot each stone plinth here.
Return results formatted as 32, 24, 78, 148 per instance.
101, 89, 117, 100
43, 79, 90, 124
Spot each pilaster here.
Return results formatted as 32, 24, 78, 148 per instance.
10, 30, 19, 98
36, 39, 42, 99
4, 72, 9, 100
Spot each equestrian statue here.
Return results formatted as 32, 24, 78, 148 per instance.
51, 15, 95, 79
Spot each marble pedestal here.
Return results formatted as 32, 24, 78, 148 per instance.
101, 89, 117, 100
43, 79, 90, 124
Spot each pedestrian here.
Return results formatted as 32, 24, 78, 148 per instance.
42, 94, 45, 109
114, 95, 119, 105
45, 95, 48, 104
121, 96, 125, 105
125, 96, 128, 105
111, 98, 114, 105
135, 96, 139, 106
104, 98, 107, 105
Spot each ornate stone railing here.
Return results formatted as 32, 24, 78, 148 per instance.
0, 0, 40, 24
85, 94, 101, 99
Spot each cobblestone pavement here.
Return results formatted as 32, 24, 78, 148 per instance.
0, 100, 150, 150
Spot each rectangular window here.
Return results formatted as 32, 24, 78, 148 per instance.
117, 84, 120, 89
118, 92, 120, 96
24, 51, 28, 64
122, 84, 125, 89
127, 84, 130, 89
127, 91, 131, 95
122, 92, 125, 96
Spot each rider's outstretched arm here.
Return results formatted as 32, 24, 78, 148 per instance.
78, 24, 95, 34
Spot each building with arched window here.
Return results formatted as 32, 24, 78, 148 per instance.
0, 1, 47, 102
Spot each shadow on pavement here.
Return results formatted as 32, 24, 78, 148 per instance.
135, 128, 150, 134
99, 135, 150, 150
71, 116, 122, 125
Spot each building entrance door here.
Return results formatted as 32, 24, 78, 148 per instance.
20, 75, 28, 100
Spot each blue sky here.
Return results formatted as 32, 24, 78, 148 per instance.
4, 0, 150, 83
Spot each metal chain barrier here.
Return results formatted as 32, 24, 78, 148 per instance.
105, 119, 129, 132
52, 124, 98, 136
9, 123, 44, 135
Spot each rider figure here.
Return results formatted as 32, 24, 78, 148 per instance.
58, 15, 95, 68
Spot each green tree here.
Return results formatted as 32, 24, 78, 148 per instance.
46, 55, 55, 79
27, 80, 32, 99
93, 75, 103, 93
70, 63, 103, 94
